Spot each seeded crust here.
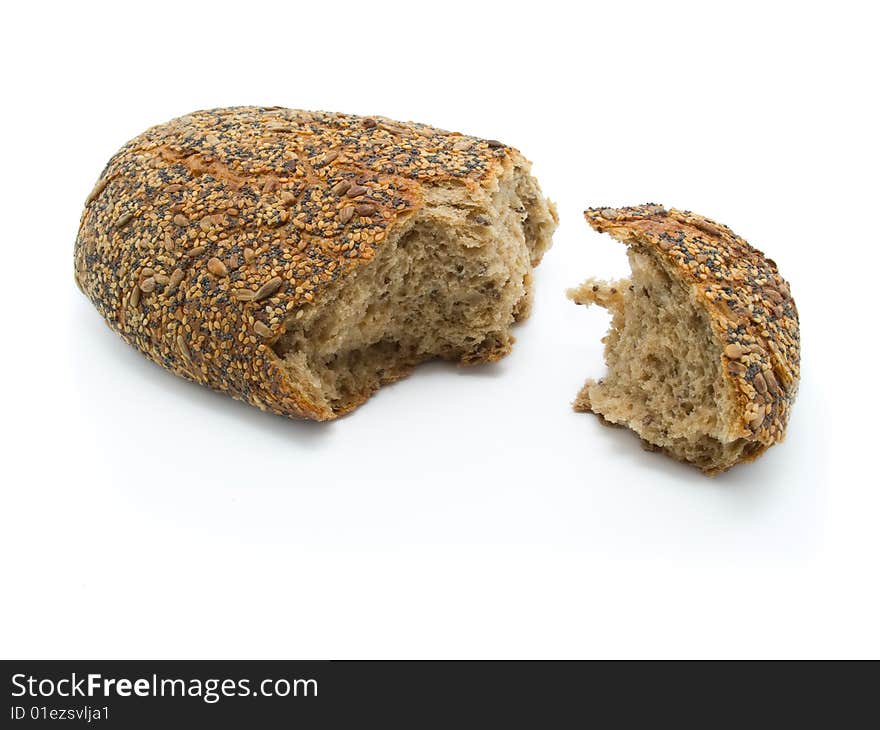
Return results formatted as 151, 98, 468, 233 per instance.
569, 204, 800, 474
74, 107, 556, 420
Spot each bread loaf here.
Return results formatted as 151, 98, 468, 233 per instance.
75, 107, 557, 419
568, 205, 799, 474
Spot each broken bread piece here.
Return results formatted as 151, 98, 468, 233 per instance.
75, 107, 557, 420
568, 205, 799, 474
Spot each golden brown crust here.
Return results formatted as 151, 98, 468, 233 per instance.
584, 204, 800, 460
75, 107, 528, 420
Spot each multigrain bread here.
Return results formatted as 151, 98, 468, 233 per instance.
75, 107, 557, 420
568, 205, 799, 474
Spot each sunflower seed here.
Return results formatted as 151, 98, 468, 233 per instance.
753, 372, 768, 394
207, 257, 228, 278
115, 212, 134, 229
177, 334, 191, 361
253, 276, 283, 301
253, 321, 273, 338
86, 178, 108, 205
233, 289, 255, 302
339, 206, 356, 224
724, 343, 745, 359
332, 180, 352, 196
173, 214, 189, 227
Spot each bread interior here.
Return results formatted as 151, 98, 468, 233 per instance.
568, 248, 751, 472
274, 166, 556, 418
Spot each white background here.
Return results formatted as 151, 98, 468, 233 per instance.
1, 0, 877, 659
